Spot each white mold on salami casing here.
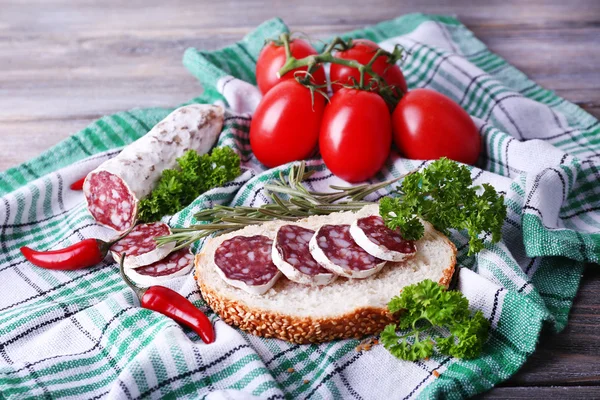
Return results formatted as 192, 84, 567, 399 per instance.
124, 248, 194, 288
309, 224, 386, 279
271, 225, 337, 286
84, 104, 224, 232
349, 216, 416, 262
110, 222, 176, 269
213, 235, 282, 296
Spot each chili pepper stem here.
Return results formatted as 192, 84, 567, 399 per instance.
118, 254, 146, 300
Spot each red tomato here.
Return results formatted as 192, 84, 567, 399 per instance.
319, 88, 392, 183
256, 39, 326, 95
392, 88, 481, 165
250, 80, 326, 168
330, 39, 407, 95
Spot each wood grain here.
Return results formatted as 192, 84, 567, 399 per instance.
1, 0, 599, 171
477, 386, 600, 399
1, 1, 599, 397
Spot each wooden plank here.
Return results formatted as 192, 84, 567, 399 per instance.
477, 386, 600, 399
501, 266, 600, 386
1, 27, 597, 123
2, 0, 600, 33
1, 14, 598, 170
1, 1, 599, 396
0, 119, 100, 170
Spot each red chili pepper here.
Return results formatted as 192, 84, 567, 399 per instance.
119, 255, 215, 344
21, 239, 107, 270
70, 176, 87, 191
20, 227, 133, 270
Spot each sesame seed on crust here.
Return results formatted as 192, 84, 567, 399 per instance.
194, 223, 456, 344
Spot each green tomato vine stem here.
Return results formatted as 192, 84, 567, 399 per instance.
276, 33, 405, 107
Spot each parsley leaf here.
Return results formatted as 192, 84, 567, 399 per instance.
138, 147, 241, 222
379, 157, 506, 255
381, 279, 490, 361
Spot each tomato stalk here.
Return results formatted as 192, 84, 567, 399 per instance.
277, 33, 405, 107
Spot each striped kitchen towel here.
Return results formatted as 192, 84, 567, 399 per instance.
1, 13, 599, 399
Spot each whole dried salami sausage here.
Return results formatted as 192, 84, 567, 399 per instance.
272, 225, 336, 285
214, 235, 282, 295
110, 222, 175, 268
350, 215, 416, 262
125, 248, 194, 288
84, 104, 224, 232
309, 224, 386, 279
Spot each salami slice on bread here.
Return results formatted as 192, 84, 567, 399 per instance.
195, 205, 456, 344
349, 215, 417, 262
271, 225, 337, 286
309, 224, 386, 279
84, 104, 224, 232
213, 235, 282, 295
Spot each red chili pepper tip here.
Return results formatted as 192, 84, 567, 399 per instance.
70, 176, 86, 191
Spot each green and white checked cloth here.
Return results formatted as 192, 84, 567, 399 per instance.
1, 13, 599, 399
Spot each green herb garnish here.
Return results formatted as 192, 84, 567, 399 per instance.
381, 279, 490, 361
138, 147, 241, 222
157, 159, 506, 257
379, 158, 506, 255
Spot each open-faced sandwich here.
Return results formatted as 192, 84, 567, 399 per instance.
195, 204, 456, 344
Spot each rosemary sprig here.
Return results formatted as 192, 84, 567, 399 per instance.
156, 162, 407, 250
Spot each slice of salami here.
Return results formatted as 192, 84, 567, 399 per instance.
84, 104, 224, 232
214, 235, 282, 295
110, 222, 176, 268
125, 248, 194, 287
309, 224, 386, 279
349, 216, 416, 262
271, 225, 337, 286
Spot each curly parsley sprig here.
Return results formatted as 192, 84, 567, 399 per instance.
379, 157, 506, 255
138, 147, 241, 223
380, 279, 490, 361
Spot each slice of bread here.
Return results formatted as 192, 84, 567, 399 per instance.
194, 204, 456, 344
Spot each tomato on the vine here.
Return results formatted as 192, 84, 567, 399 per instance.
392, 88, 481, 165
319, 88, 392, 183
250, 80, 326, 168
330, 39, 407, 96
256, 39, 326, 95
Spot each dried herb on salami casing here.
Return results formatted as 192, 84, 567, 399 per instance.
138, 147, 241, 222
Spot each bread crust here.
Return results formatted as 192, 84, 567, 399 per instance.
194, 228, 457, 343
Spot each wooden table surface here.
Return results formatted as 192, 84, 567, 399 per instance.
1, 0, 599, 398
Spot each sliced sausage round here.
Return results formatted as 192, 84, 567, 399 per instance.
110, 222, 175, 268
272, 225, 337, 286
308, 224, 386, 279
350, 215, 416, 262
125, 248, 194, 287
214, 235, 282, 295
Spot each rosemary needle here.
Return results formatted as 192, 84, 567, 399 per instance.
156, 162, 410, 249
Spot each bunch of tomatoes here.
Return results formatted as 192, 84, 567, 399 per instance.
250, 37, 480, 183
